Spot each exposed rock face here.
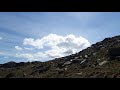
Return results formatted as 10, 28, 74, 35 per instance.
1, 35, 120, 78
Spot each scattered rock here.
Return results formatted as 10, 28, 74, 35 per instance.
55, 68, 61, 71
91, 65, 96, 68
57, 61, 65, 68
64, 68, 67, 71
80, 59, 87, 64
74, 57, 79, 59
93, 52, 97, 56
63, 61, 71, 65
80, 56, 82, 58
98, 61, 108, 66
117, 40, 120, 42
23, 73, 26, 77
76, 72, 82, 75
80, 59, 89, 68
85, 55, 88, 58
97, 59, 101, 61
50, 62, 53, 64
100, 47, 105, 50
55, 68, 64, 74
33, 65, 50, 73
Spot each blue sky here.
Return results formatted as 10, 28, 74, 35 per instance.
0, 12, 120, 64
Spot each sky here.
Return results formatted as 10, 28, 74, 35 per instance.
0, 12, 120, 64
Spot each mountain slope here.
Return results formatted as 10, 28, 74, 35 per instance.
1, 35, 120, 78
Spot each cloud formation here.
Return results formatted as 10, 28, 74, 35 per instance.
15, 46, 23, 51
16, 52, 47, 61
16, 34, 90, 61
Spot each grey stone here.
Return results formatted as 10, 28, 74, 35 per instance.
74, 57, 79, 59
64, 68, 67, 71
23, 73, 26, 77
97, 59, 101, 61
80, 59, 86, 64
55, 68, 64, 74
55, 68, 60, 71
91, 65, 96, 68
80, 56, 82, 58
98, 61, 107, 66
76, 72, 82, 75
117, 40, 120, 42
64, 61, 71, 65
85, 55, 88, 58
93, 52, 97, 56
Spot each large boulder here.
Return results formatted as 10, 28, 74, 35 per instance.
63, 61, 71, 65
108, 47, 120, 59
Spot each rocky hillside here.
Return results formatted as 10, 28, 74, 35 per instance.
1, 35, 120, 78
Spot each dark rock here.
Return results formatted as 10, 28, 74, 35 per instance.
17, 62, 26, 66
108, 47, 120, 59
55, 68, 64, 74
5, 73, 15, 78
57, 61, 65, 68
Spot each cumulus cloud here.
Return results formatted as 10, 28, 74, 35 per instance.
15, 46, 23, 51
16, 34, 90, 61
16, 52, 47, 61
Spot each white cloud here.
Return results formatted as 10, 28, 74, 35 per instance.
15, 46, 23, 51
0, 37, 2, 40
16, 53, 34, 60
24, 47, 33, 50
16, 34, 90, 62
16, 52, 47, 61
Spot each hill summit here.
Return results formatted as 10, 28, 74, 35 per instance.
1, 35, 120, 78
